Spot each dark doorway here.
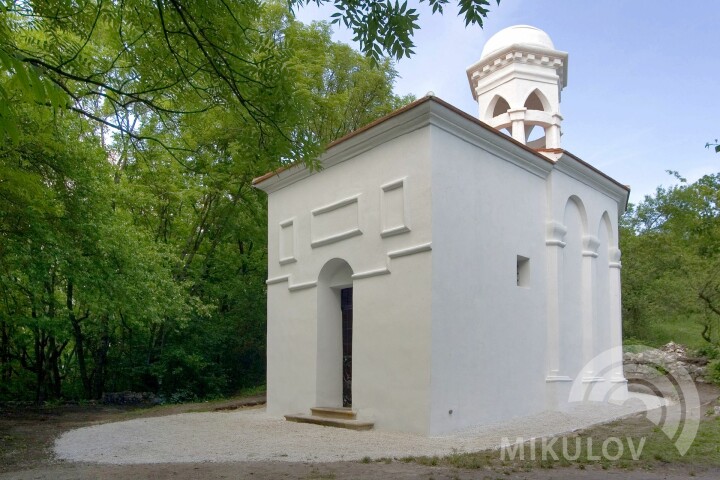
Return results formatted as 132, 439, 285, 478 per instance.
341, 287, 353, 407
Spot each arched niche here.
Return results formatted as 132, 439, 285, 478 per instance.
487, 95, 511, 120
559, 196, 587, 378
524, 89, 550, 112
593, 212, 614, 363
316, 258, 354, 407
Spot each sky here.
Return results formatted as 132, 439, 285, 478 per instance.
293, 1, 720, 204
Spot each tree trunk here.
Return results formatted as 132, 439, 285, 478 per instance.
0, 320, 10, 383
93, 314, 110, 399
32, 325, 47, 404
47, 337, 69, 398
67, 281, 92, 398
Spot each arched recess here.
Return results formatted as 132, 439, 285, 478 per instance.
487, 95, 511, 119
559, 196, 587, 379
594, 212, 614, 364
316, 258, 354, 408
524, 89, 551, 147
564, 196, 588, 232
524, 89, 550, 112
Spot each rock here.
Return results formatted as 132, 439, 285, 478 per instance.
623, 342, 709, 383
102, 391, 160, 405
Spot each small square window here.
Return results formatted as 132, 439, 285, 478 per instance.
517, 255, 530, 287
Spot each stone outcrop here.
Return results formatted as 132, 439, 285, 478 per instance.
623, 342, 709, 383
101, 391, 161, 405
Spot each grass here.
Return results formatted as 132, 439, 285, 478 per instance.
113, 386, 267, 421
237, 384, 267, 397
403, 414, 720, 473
627, 314, 710, 351
0, 433, 27, 458
304, 468, 336, 479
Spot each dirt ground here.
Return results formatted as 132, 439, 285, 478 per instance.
2, 388, 720, 480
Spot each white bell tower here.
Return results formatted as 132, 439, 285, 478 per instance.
467, 25, 568, 150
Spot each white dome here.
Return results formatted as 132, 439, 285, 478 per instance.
481, 25, 555, 58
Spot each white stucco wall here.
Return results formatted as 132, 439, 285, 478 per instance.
259, 97, 628, 435
544, 160, 628, 406
264, 118, 436, 433
427, 121, 552, 434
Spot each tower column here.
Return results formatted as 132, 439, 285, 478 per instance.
608, 248, 627, 384
545, 221, 569, 382
508, 108, 527, 144
546, 113, 563, 149
546, 221, 571, 410
581, 235, 603, 382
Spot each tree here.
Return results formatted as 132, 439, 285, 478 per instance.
0, 95, 190, 401
621, 171, 720, 347
1, 0, 299, 163
0, 1, 415, 402
110, 7, 415, 398
1, 1, 498, 146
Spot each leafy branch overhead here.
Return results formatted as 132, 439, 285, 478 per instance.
1, 0, 497, 163
1, 0, 299, 157
289, 0, 500, 61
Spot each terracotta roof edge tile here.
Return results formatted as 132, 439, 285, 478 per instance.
252, 96, 434, 187
560, 149, 630, 193
252, 96, 630, 194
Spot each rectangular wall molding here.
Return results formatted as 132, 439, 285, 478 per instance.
311, 194, 362, 248
388, 242, 432, 259
266, 275, 290, 285
279, 218, 297, 265
288, 280, 318, 292
266, 275, 317, 292
351, 267, 391, 280
380, 177, 410, 238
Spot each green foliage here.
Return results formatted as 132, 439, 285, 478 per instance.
290, 0, 500, 62
2, 0, 304, 169
708, 359, 720, 384
696, 344, 720, 359
0, 8, 69, 143
0, 1, 413, 403
621, 171, 720, 349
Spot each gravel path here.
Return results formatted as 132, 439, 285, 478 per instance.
54, 393, 664, 464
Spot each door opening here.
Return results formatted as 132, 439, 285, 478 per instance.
341, 287, 353, 407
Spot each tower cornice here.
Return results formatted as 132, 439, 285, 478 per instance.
467, 44, 568, 100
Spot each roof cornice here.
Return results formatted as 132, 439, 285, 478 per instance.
252, 97, 436, 193
426, 100, 554, 179
554, 150, 630, 211
253, 97, 629, 213
253, 96, 558, 193
466, 44, 568, 100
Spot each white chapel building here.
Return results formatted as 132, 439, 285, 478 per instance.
253, 25, 630, 434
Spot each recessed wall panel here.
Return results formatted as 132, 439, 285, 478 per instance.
279, 218, 296, 264
381, 178, 410, 237
311, 195, 362, 248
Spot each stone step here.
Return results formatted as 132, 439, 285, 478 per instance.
284, 413, 374, 431
310, 406, 356, 420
